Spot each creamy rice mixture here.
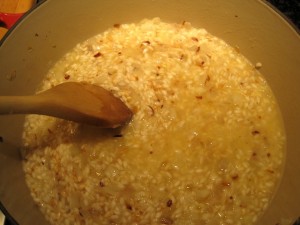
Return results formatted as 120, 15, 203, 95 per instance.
22, 18, 285, 225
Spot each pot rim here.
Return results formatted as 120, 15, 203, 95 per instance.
0, 0, 299, 224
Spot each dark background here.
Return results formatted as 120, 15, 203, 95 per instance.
2, 0, 300, 225
266, 0, 300, 29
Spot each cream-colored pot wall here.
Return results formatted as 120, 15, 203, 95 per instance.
0, 0, 299, 224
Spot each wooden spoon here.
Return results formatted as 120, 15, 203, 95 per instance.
0, 82, 133, 128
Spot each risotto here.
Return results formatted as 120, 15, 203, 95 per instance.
22, 18, 285, 225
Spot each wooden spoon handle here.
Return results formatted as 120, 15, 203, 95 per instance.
0, 96, 41, 115
0, 82, 133, 127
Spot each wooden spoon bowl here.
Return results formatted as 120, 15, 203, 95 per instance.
0, 82, 133, 128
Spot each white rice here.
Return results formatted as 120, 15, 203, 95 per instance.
22, 18, 285, 225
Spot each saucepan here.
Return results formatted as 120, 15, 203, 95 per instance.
0, 0, 299, 224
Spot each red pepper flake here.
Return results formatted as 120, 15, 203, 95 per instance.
126, 203, 133, 210
99, 181, 105, 187
47, 128, 53, 134
221, 181, 231, 187
195, 96, 203, 100
239, 204, 246, 208
170, 91, 175, 96
166, 199, 173, 207
64, 74, 71, 80
231, 174, 239, 180
191, 37, 199, 42
141, 40, 151, 46
204, 75, 210, 85
113, 23, 121, 28
252, 130, 260, 135
94, 52, 102, 58
148, 105, 155, 116
196, 61, 205, 68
